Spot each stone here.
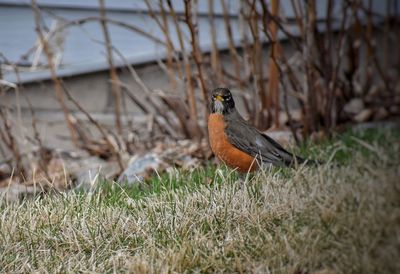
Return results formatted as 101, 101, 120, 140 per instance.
117, 153, 165, 186
70, 157, 119, 191
343, 98, 364, 115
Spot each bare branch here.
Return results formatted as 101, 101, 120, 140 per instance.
98, 0, 122, 135
31, 0, 80, 146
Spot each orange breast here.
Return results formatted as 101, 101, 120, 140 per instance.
208, 114, 258, 173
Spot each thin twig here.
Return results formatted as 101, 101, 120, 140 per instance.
303, 0, 318, 134
61, 82, 124, 171
184, 0, 209, 122
167, 0, 202, 138
0, 107, 26, 178
98, 0, 122, 135
208, 0, 224, 84
246, 0, 268, 128
48, 15, 166, 46
111, 45, 181, 138
144, 0, 178, 90
31, 0, 80, 146
25, 96, 51, 177
221, 0, 243, 89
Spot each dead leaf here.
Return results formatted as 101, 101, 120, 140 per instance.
343, 98, 364, 115
353, 108, 373, 123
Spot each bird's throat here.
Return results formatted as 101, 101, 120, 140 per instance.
213, 100, 224, 114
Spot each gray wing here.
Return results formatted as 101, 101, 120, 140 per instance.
224, 111, 305, 167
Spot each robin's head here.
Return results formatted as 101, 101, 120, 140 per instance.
210, 88, 235, 115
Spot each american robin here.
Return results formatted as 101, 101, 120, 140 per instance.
208, 87, 308, 172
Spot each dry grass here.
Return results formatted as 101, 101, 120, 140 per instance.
0, 129, 399, 273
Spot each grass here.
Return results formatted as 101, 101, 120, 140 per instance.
0, 129, 399, 273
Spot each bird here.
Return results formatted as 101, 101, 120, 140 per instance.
208, 87, 308, 173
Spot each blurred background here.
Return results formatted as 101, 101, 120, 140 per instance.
0, 0, 399, 190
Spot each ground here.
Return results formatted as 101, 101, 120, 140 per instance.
0, 129, 399, 273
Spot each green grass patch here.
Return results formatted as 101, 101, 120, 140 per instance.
90, 127, 400, 205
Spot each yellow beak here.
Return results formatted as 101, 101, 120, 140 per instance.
215, 95, 223, 101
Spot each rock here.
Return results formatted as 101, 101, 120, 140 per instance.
117, 139, 206, 185
72, 157, 119, 191
343, 98, 364, 115
75, 169, 100, 190
353, 108, 373, 123
118, 153, 166, 185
